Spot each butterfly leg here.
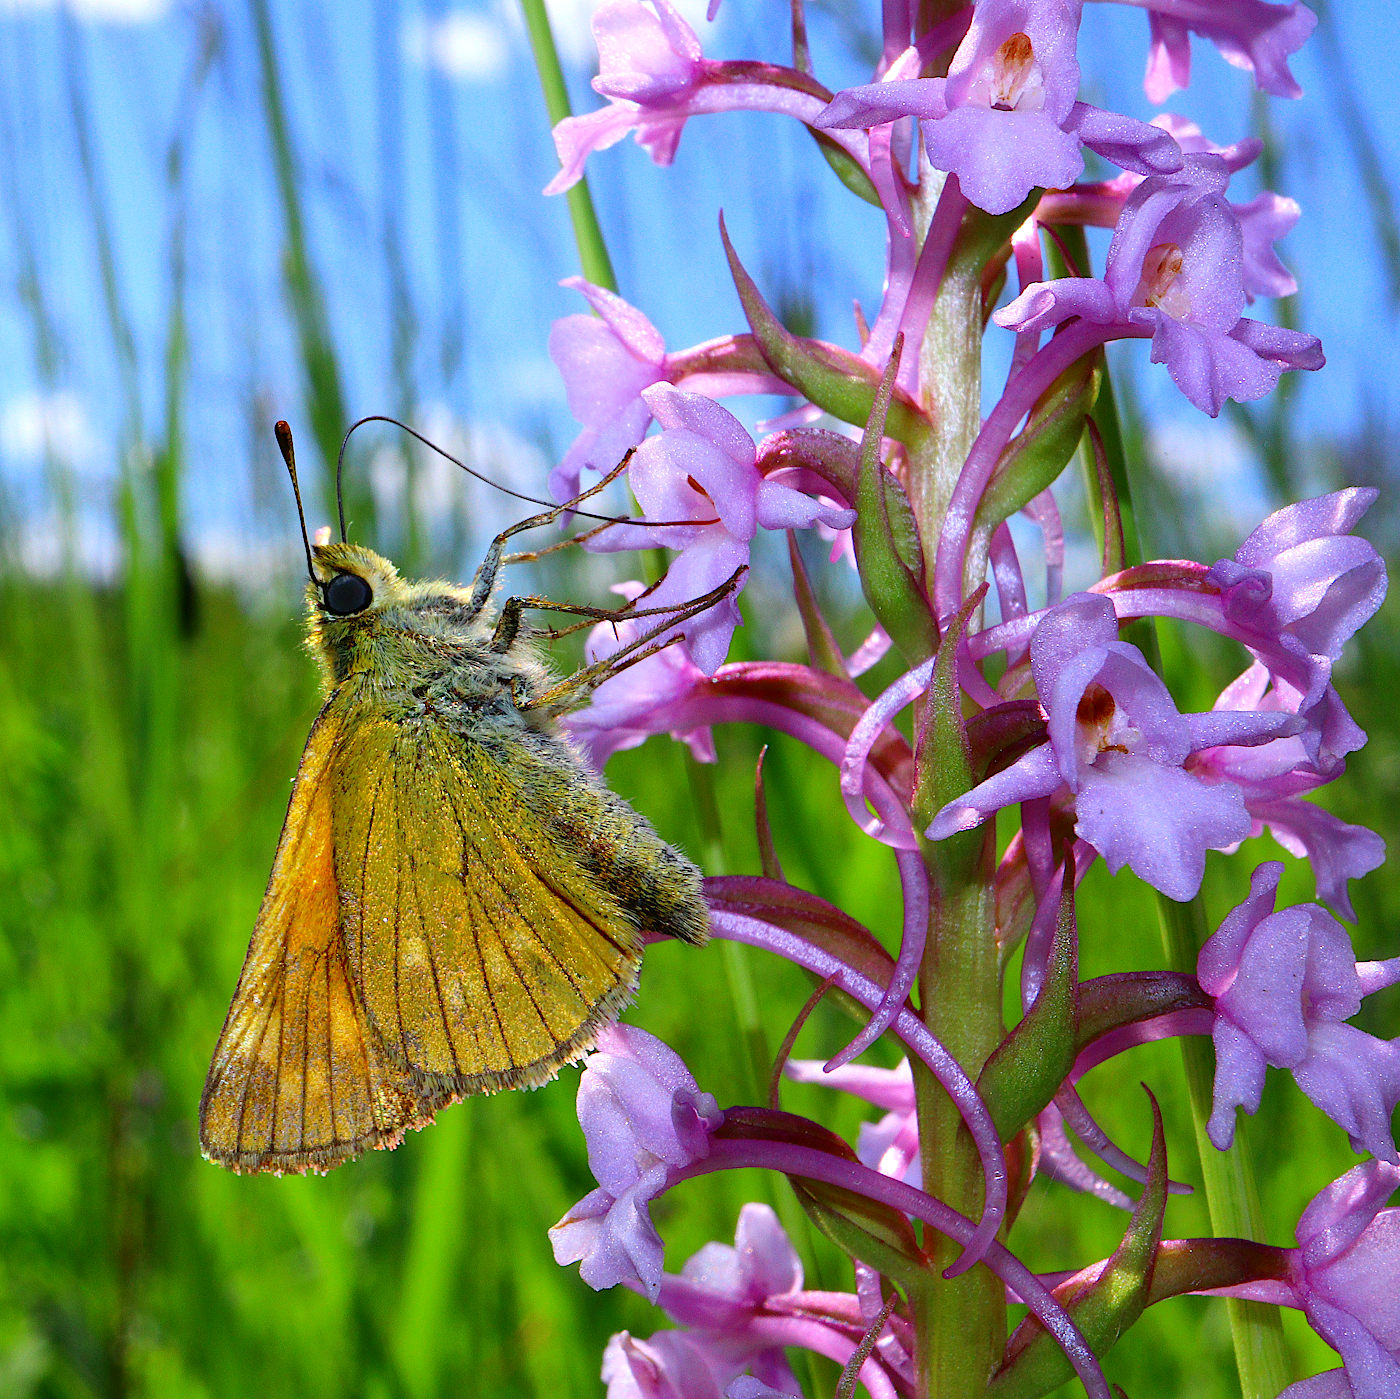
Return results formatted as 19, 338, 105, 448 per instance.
490, 594, 639, 653
490, 580, 748, 653
464, 456, 634, 619
523, 564, 748, 710
500, 519, 617, 566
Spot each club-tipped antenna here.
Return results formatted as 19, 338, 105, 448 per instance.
275, 420, 317, 583
334, 414, 715, 537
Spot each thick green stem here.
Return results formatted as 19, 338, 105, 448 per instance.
913, 834, 1003, 1398
911, 170, 984, 578
899, 148, 1007, 1399
519, 0, 618, 292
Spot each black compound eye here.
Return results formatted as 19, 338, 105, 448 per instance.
322, 571, 373, 616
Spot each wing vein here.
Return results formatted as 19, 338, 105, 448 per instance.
460, 853, 512, 1067
433, 775, 516, 1064
411, 841, 464, 1077
299, 953, 312, 1154
355, 747, 397, 987
324, 946, 341, 1150
393, 821, 406, 1060
469, 829, 595, 1012
354, 991, 379, 1141
232, 960, 282, 1160
529, 863, 635, 963
268, 963, 288, 1159
478, 851, 594, 1005
488, 896, 557, 1039
441, 765, 630, 968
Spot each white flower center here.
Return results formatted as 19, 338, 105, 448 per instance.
970, 33, 1046, 112
1075, 683, 1141, 767
1134, 242, 1192, 320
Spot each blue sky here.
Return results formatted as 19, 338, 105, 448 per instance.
1, 0, 1396, 581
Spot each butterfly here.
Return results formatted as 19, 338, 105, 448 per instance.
199, 422, 733, 1175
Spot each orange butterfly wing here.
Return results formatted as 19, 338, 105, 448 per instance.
201, 696, 652, 1174
328, 716, 645, 1096
199, 697, 436, 1175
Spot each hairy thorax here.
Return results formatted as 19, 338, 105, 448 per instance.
304, 547, 556, 731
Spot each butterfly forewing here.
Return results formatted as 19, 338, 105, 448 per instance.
200, 698, 430, 1174
330, 717, 644, 1093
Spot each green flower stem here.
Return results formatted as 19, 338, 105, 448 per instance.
912, 843, 1004, 1399
902, 161, 1007, 1398
519, 0, 618, 293
912, 170, 985, 578
1155, 894, 1290, 1399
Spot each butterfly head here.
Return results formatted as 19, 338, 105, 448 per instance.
304, 542, 412, 677
308, 541, 405, 616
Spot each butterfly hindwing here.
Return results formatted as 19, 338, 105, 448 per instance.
199, 697, 430, 1175
330, 715, 646, 1093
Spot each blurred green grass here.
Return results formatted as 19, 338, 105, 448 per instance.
4, 5, 1399, 1396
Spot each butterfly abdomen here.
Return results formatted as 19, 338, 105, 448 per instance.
406, 641, 710, 950
503, 725, 710, 947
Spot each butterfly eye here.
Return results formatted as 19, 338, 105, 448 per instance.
322, 572, 373, 616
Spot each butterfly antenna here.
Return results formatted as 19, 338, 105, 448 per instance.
335, 414, 716, 533
275, 420, 317, 583
339, 414, 583, 528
